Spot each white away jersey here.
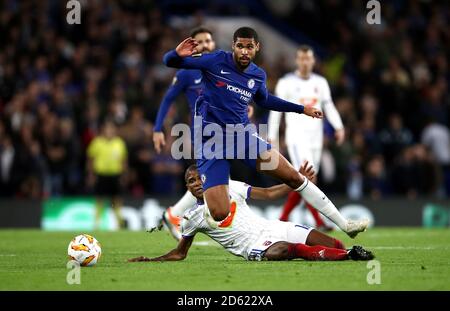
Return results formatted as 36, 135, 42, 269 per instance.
181, 180, 282, 259
268, 72, 343, 147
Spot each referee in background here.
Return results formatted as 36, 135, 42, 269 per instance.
87, 119, 128, 229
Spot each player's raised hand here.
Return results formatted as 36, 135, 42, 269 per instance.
175, 37, 199, 57
299, 160, 315, 180
153, 131, 166, 154
303, 106, 323, 119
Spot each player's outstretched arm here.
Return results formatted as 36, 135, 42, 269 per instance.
250, 161, 315, 200
254, 88, 323, 119
128, 236, 194, 262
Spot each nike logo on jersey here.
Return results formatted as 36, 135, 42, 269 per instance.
194, 78, 202, 84
220, 69, 231, 74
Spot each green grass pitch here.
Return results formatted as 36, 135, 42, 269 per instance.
1, 228, 449, 290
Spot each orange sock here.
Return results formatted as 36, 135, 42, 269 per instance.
167, 207, 181, 227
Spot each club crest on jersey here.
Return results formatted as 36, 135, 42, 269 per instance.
247, 79, 255, 89
201, 174, 206, 183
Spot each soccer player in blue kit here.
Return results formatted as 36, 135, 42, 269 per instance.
153, 27, 215, 153
163, 27, 368, 238
153, 27, 216, 237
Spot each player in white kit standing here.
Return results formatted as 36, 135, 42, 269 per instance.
268, 45, 345, 229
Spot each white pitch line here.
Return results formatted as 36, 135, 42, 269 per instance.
108, 251, 149, 254
366, 246, 448, 250
365, 232, 445, 238
193, 241, 220, 247
0, 254, 16, 256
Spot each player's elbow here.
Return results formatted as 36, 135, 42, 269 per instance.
162, 54, 171, 66
162, 51, 177, 67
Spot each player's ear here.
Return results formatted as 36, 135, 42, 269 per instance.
255, 42, 260, 52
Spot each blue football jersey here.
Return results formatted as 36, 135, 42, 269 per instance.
164, 50, 269, 127
154, 69, 203, 132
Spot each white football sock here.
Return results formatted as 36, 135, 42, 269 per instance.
170, 190, 197, 217
296, 178, 348, 231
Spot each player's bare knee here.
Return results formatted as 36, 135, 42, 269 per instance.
210, 208, 229, 221
264, 242, 290, 261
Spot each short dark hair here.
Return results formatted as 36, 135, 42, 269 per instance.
184, 164, 198, 182
297, 45, 314, 55
190, 27, 212, 38
233, 27, 259, 43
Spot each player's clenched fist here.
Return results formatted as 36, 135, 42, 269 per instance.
303, 106, 323, 119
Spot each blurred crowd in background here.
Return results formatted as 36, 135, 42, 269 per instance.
0, 0, 449, 200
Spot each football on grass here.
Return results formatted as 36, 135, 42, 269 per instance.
68, 234, 102, 266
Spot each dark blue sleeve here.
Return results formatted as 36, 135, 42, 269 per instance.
154, 71, 186, 132
163, 49, 217, 70
254, 74, 304, 114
